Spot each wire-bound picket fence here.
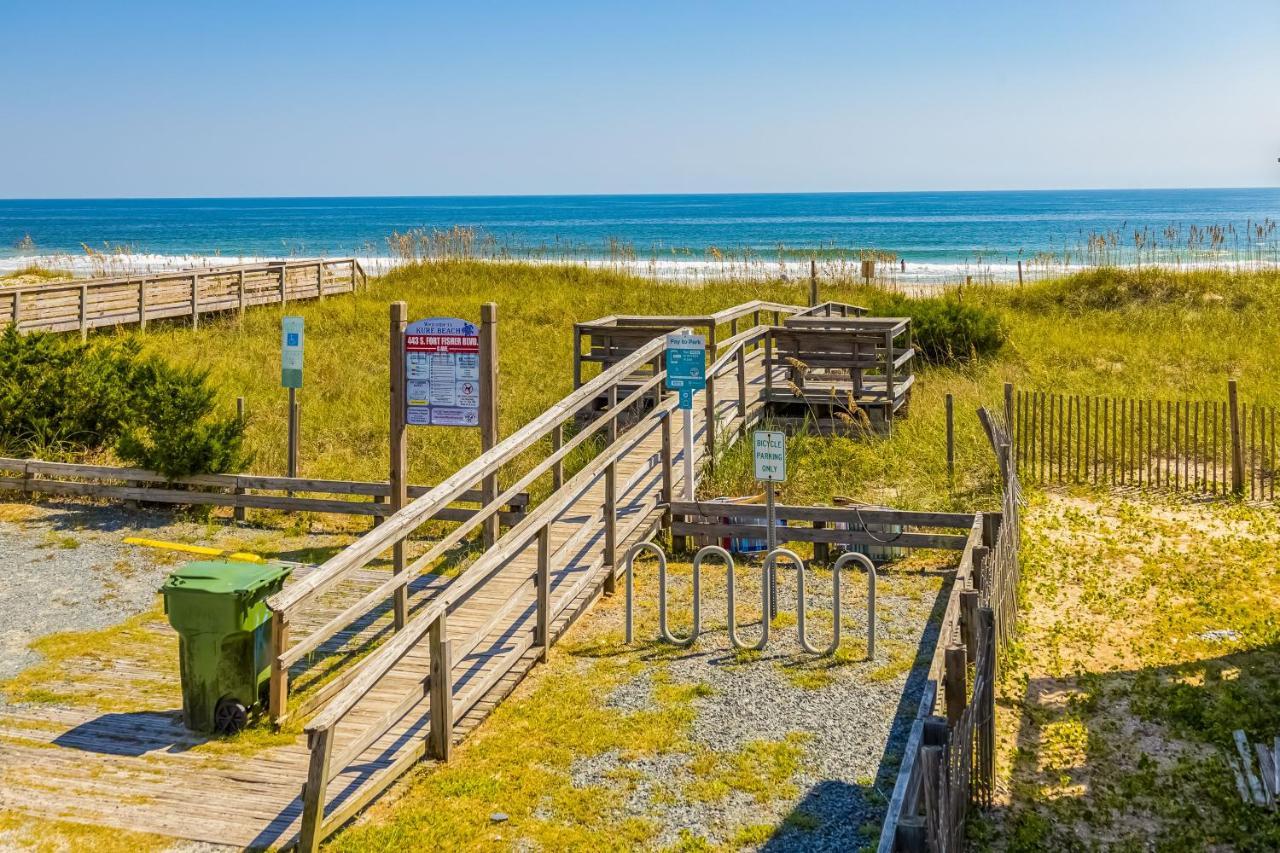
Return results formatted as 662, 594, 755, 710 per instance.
879, 406, 1021, 852
1011, 380, 1276, 500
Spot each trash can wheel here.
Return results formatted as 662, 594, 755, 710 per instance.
214, 697, 248, 735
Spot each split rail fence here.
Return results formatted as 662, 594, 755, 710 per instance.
1, 257, 368, 338
0, 458, 527, 525
879, 406, 1021, 852
1011, 380, 1275, 500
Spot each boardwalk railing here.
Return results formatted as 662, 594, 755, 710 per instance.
1, 257, 368, 338
288, 309, 781, 850
267, 306, 784, 727
879, 406, 1022, 852
0, 457, 526, 523
1011, 380, 1276, 500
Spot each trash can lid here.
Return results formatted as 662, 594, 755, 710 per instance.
161, 560, 292, 597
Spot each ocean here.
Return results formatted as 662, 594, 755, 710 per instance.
2, 188, 1278, 282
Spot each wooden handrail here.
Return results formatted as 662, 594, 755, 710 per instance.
306, 384, 678, 735
278, 369, 668, 669
269, 331, 675, 616
3, 257, 344, 295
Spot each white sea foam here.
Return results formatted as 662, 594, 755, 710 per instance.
2, 251, 1275, 287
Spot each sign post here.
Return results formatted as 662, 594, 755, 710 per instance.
388, 303, 408, 630
281, 316, 304, 479
754, 429, 786, 619
665, 332, 706, 501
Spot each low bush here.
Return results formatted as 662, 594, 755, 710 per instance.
859, 291, 1007, 363
0, 326, 244, 477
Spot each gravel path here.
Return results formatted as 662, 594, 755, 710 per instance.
0, 499, 351, 686
572, 555, 951, 851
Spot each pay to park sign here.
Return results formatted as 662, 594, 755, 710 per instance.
405, 317, 482, 427
665, 332, 706, 411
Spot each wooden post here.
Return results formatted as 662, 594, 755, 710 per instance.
280, 263, 288, 306
813, 520, 828, 563
316, 262, 325, 299
945, 393, 955, 484
704, 366, 717, 467
350, 258, 358, 291
1003, 382, 1014, 436
297, 725, 334, 853
971, 545, 989, 591
1229, 379, 1243, 495
607, 385, 619, 444
480, 303, 500, 548
268, 613, 290, 722
389, 301, 409, 630
234, 397, 247, 522
11, 290, 20, 333
1017, 259, 1024, 286
944, 645, 967, 727
661, 412, 674, 531
536, 524, 550, 660
736, 347, 747, 433
551, 422, 564, 490
79, 284, 88, 341
764, 332, 774, 396
885, 330, 896, 431
572, 326, 582, 389
190, 274, 200, 330
237, 269, 246, 320
603, 461, 617, 594
960, 589, 979, 661
137, 278, 147, 330
287, 389, 300, 479
428, 614, 453, 761
808, 258, 818, 307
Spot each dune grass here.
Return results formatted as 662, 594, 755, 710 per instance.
69, 261, 1274, 522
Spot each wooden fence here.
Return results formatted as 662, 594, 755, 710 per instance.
0, 458, 527, 524
0, 257, 368, 338
879, 406, 1021, 852
1011, 380, 1276, 500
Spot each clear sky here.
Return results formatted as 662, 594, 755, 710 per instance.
2, 0, 1277, 198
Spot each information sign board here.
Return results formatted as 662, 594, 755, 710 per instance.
405, 317, 481, 427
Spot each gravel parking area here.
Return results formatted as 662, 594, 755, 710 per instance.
572, 553, 952, 850
0, 499, 352, 686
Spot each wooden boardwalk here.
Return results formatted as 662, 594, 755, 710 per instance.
0, 349, 769, 849
0, 257, 367, 338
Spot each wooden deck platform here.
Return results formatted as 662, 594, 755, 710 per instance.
0, 352, 769, 849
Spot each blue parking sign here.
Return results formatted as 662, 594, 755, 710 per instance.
665, 333, 706, 392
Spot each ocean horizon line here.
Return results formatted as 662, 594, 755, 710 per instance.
1, 185, 1278, 203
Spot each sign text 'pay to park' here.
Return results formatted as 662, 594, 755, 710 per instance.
753, 430, 787, 482
664, 332, 706, 411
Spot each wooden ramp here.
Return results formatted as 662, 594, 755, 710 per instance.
0, 326, 772, 850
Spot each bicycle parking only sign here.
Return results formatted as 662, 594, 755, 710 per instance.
404, 317, 481, 427
753, 430, 787, 482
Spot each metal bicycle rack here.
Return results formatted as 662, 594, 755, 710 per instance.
624, 543, 876, 658
625, 541, 701, 646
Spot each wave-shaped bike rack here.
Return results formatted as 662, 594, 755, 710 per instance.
625, 541, 702, 646
624, 542, 877, 658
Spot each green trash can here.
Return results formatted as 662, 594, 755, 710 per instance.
161, 559, 292, 735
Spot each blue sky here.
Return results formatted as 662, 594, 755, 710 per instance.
2, 0, 1278, 197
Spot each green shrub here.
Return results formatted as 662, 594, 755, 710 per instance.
859, 291, 1007, 363
0, 326, 244, 477
115, 361, 245, 478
